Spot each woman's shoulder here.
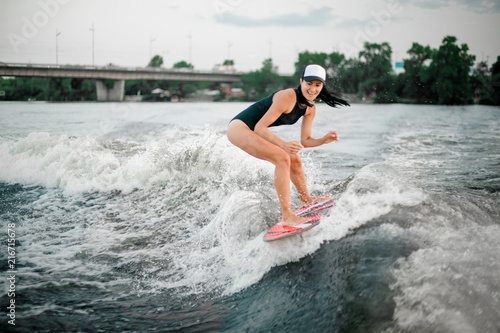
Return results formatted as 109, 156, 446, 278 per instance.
273, 88, 297, 105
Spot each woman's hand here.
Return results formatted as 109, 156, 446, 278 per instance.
283, 141, 304, 154
322, 131, 339, 144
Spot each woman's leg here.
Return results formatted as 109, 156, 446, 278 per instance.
288, 153, 329, 205
288, 153, 310, 203
227, 120, 309, 226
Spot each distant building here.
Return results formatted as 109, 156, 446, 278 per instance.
228, 87, 245, 99
221, 83, 245, 99
213, 64, 235, 72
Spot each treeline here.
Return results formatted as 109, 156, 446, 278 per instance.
125, 59, 203, 101
240, 35, 500, 105
0, 74, 211, 102
1, 35, 499, 105
0, 77, 96, 101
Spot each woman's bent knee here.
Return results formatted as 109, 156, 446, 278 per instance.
289, 153, 301, 164
289, 153, 302, 169
274, 151, 291, 169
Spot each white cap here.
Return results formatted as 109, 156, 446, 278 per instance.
302, 64, 326, 83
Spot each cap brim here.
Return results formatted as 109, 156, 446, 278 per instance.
303, 76, 325, 83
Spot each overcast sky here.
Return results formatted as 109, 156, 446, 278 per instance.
1, 0, 499, 74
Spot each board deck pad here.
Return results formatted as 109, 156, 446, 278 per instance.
263, 198, 335, 242
294, 198, 335, 217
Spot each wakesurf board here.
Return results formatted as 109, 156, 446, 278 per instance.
263, 198, 335, 242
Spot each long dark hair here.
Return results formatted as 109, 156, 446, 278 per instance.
318, 85, 350, 107
296, 84, 350, 108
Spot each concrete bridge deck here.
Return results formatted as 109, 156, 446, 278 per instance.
0, 63, 242, 101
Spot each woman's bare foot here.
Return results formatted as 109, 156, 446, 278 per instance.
281, 214, 311, 226
300, 195, 330, 207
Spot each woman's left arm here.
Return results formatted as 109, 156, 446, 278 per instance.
300, 105, 338, 148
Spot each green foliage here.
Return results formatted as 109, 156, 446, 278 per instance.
1, 35, 498, 105
337, 58, 362, 94
104, 79, 115, 90
472, 56, 500, 105
241, 58, 283, 100
489, 56, 500, 105
427, 36, 475, 105
294, 44, 398, 103
290, 37, 490, 105
173, 61, 194, 69
470, 61, 492, 104
76, 79, 97, 101
294, 50, 348, 93
327, 52, 346, 91
358, 42, 397, 103
148, 55, 164, 68
124, 78, 210, 102
399, 42, 433, 103
0, 77, 43, 101
0, 77, 96, 101
294, 51, 329, 80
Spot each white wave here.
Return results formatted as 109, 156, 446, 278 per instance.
1, 129, 427, 300
390, 195, 500, 332
0, 129, 274, 195
0, 132, 148, 193
151, 162, 426, 295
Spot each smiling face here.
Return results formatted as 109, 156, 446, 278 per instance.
300, 79, 324, 102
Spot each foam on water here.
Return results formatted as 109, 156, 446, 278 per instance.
0, 125, 427, 300
148, 162, 426, 296
0, 126, 264, 194
389, 193, 500, 332
1, 103, 499, 331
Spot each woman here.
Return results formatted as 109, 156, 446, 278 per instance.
227, 64, 349, 226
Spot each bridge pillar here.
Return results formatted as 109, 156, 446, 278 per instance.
95, 79, 125, 102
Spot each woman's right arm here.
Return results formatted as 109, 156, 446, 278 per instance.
254, 90, 303, 154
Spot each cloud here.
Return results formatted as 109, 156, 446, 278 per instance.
215, 6, 335, 27
333, 17, 371, 29
401, 0, 500, 13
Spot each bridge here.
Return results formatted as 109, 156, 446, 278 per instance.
0, 63, 242, 101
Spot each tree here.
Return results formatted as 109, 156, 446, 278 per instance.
399, 42, 433, 102
358, 42, 397, 103
70, 78, 96, 101
427, 36, 475, 105
294, 51, 347, 92
327, 52, 346, 91
337, 58, 363, 94
148, 55, 164, 68
241, 58, 282, 100
0, 77, 44, 101
44, 78, 73, 101
490, 56, 500, 105
173, 60, 194, 69
294, 51, 328, 81
470, 60, 492, 104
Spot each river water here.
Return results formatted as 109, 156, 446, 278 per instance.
0, 101, 499, 332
